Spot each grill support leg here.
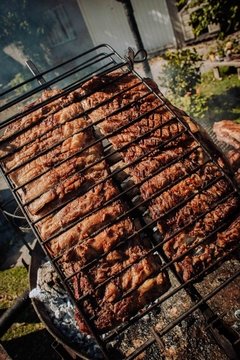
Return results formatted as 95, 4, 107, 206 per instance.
0, 290, 30, 338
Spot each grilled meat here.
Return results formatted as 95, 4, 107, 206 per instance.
81, 71, 240, 281
9, 130, 91, 187
213, 120, 240, 149
47, 201, 127, 256
174, 215, 240, 281
0, 84, 170, 333
26, 159, 107, 217
2, 103, 85, 170
17, 143, 103, 204
145, 163, 221, 214
163, 196, 239, 281
126, 139, 198, 182
154, 179, 230, 232
139, 149, 207, 200
73, 238, 168, 333
227, 149, 240, 170
60, 217, 135, 274
0, 89, 81, 144
36, 179, 118, 239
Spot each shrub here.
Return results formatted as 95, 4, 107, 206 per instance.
160, 48, 208, 119
161, 48, 202, 97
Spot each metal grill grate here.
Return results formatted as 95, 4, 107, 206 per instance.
0, 44, 240, 360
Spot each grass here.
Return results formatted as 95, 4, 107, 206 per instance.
0, 267, 28, 309
0, 266, 44, 342
198, 67, 240, 123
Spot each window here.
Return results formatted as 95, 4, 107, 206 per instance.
44, 4, 76, 47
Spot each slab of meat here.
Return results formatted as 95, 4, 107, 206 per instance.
145, 163, 221, 214
60, 217, 135, 275
227, 149, 240, 170
81, 71, 240, 282
140, 149, 207, 200
163, 196, 239, 280
73, 238, 169, 333
126, 140, 197, 182
47, 201, 125, 256
156, 179, 230, 232
0, 89, 80, 144
17, 143, 103, 204
2, 103, 85, 170
36, 179, 118, 240
173, 214, 240, 281
213, 120, 240, 149
227, 149, 240, 184
9, 130, 91, 187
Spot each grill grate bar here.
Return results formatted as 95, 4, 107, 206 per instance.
0, 51, 118, 113
0, 44, 123, 98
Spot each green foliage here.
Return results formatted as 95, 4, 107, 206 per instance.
188, 0, 240, 38
0, 266, 44, 346
161, 48, 202, 97
160, 48, 207, 119
176, 0, 188, 11
199, 70, 240, 123
170, 93, 208, 119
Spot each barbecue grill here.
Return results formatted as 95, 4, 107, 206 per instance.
0, 44, 240, 360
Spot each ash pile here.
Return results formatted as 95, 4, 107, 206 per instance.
29, 261, 103, 359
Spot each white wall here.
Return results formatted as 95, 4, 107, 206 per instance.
77, 0, 177, 56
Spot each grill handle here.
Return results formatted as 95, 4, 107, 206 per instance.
25, 60, 51, 89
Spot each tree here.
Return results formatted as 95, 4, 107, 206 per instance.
185, 0, 240, 38
0, 0, 49, 70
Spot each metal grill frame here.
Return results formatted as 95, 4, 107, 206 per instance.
0, 44, 240, 360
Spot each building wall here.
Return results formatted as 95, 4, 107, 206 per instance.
77, 0, 178, 56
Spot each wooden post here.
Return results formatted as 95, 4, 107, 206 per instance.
237, 67, 240, 80
213, 66, 221, 80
